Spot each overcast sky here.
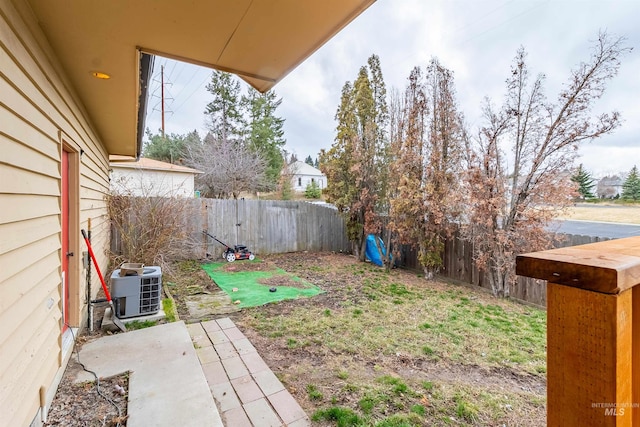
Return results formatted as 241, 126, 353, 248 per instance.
145, 0, 640, 177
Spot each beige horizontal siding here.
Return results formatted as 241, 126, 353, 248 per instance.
0, 127, 59, 166
0, 251, 59, 313
0, 193, 59, 224
0, 133, 59, 175
0, 0, 112, 424
0, 215, 59, 256
7, 318, 60, 427
0, 232, 60, 283
2, 165, 60, 195
0, 267, 59, 372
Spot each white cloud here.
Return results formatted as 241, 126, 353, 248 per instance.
578, 144, 639, 177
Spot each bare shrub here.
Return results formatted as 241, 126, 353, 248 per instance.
107, 194, 199, 274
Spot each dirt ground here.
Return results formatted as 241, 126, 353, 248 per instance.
46, 252, 545, 426
46, 332, 129, 426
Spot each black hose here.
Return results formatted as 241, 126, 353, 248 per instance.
66, 325, 123, 427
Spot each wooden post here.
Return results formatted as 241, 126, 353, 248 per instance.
516, 236, 640, 426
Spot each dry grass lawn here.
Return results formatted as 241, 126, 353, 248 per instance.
559, 204, 640, 224
232, 253, 547, 426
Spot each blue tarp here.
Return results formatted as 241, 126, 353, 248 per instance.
365, 234, 388, 267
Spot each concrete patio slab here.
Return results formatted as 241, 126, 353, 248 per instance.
185, 293, 240, 318
267, 389, 308, 425
197, 346, 220, 364
215, 317, 236, 329
74, 321, 222, 427
223, 406, 253, 427
221, 356, 250, 379
211, 381, 242, 412
214, 341, 238, 359
243, 398, 282, 427
231, 375, 264, 404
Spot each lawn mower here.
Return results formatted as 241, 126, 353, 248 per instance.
203, 230, 255, 262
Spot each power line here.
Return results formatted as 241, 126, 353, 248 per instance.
166, 59, 179, 81
173, 72, 211, 113
456, 1, 549, 46
171, 61, 188, 85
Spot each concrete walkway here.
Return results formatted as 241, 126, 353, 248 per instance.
74, 321, 222, 427
72, 318, 308, 426
187, 318, 310, 427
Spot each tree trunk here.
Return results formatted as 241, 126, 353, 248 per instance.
358, 232, 367, 262
423, 267, 435, 280
382, 227, 393, 272
488, 260, 509, 298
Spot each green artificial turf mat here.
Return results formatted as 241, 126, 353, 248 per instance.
201, 261, 322, 308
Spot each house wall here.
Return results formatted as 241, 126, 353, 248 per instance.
0, 1, 112, 425
292, 174, 325, 192
110, 167, 195, 197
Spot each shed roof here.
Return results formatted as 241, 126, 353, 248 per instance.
110, 157, 202, 174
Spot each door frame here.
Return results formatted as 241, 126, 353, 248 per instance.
61, 136, 81, 329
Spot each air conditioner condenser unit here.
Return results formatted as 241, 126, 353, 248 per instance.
110, 266, 162, 319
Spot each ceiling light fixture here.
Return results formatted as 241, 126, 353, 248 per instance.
92, 71, 111, 79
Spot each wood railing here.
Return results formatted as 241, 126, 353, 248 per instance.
516, 236, 640, 426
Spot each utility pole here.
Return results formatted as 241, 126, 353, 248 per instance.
161, 65, 165, 138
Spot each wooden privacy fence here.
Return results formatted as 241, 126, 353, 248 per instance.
399, 229, 611, 307
111, 198, 351, 258
111, 196, 613, 307
202, 199, 350, 254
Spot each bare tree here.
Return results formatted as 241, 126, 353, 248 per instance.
463, 32, 631, 297
185, 133, 269, 199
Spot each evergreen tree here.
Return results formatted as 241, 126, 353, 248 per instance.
143, 129, 201, 164
304, 155, 314, 166
571, 164, 596, 199
367, 54, 391, 216
622, 165, 640, 201
204, 71, 243, 143
321, 55, 389, 260
304, 181, 322, 199
241, 88, 286, 189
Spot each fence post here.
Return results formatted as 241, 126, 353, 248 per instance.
516, 236, 640, 426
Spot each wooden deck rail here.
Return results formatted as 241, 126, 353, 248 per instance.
516, 236, 640, 426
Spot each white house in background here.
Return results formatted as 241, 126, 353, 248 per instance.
597, 175, 624, 199
110, 157, 202, 197
289, 161, 327, 192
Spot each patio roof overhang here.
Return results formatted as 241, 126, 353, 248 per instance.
21, 0, 375, 157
